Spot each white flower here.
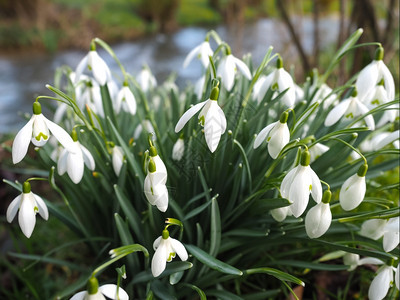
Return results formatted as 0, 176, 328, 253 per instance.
253, 112, 290, 159
339, 164, 367, 211
75, 49, 111, 86
217, 53, 251, 91
112, 145, 124, 176
137, 66, 157, 92
324, 89, 375, 130
364, 84, 389, 109
152, 230, 188, 277
382, 217, 399, 252
70, 278, 128, 300
271, 206, 292, 222
368, 265, 396, 300
310, 83, 338, 109
252, 58, 295, 107
175, 86, 226, 153
194, 75, 206, 100
356, 47, 395, 102
396, 264, 400, 290
183, 41, 213, 68
58, 135, 95, 184
172, 137, 185, 161
12, 102, 77, 164
377, 102, 399, 128
280, 150, 322, 217
359, 219, 387, 240
309, 143, 329, 163
305, 201, 332, 238
6, 182, 48, 238
115, 85, 137, 115
359, 131, 400, 153
343, 253, 384, 272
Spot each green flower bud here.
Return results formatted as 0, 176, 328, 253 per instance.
162, 229, 170, 239
374, 47, 384, 61
33, 102, 42, 115
210, 86, 219, 101
300, 150, 311, 167
23, 181, 31, 194
276, 57, 283, 69
149, 146, 157, 157
280, 111, 289, 124
87, 277, 99, 295
357, 163, 368, 177
322, 190, 332, 204
71, 129, 78, 142
351, 86, 358, 97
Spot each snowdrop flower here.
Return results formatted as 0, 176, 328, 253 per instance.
152, 229, 188, 277
325, 87, 375, 130
144, 145, 168, 212
216, 47, 251, 91
112, 145, 124, 176
369, 265, 398, 300
58, 129, 95, 184
75, 43, 111, 86
70, 277, 128, 300
339, 163, 367, 211
253, 111, 290, 159
356, 46, 395, 103
360, 130, 400, 152
343, 253, 384, 271
137, 66, 157, 92
383, 217, 400, 252
115, 82, 137, 115
359, 219, 387, 240
363, 81, 390, 109
172, 137, 185, 161
194, 75, 206, 100
6, 181, 48, 238
280, 150, 322, 217
377, 102, 399, 128
271, 206, 292, 222
305, 190, 332, 238
12, 101, 76, 164
183, 40, 213, 68
310, 83, 338, 109
309, 143, 329, 163
252, 58, 295, 107
175, 82, 226, 153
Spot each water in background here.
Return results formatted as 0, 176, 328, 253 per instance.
0, 17, 339, 134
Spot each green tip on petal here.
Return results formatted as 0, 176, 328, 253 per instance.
162, 229, 170, 239
22, 181, 31, 194
351, 86, 358, 97
32, 101, 42, 115
374, 47, 384, 61
71, 129, 78, 142
357, 163, 368, 177
322, 190, 332, 204
300, 150, 311, 166
210, 87, 219, 101
276, 57, 283, 69
149, 146, 157, 157
148, 159, 156, 173
87, 277, 99, 295
378, 79, 385, 86
279, 111, 289, 124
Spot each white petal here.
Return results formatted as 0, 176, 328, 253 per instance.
80, 144, 96, 171
253, 75, 270, 104
112, 146, 124, 176
57, 149, 69, 175
339, 174, 366, 211
74, 54, 89, 83
204, 101, 224, 152
309, 168, 322, 203
99, 284, 129, 300
153, 184, 169, 212
88, 51, 110, 86
383, 231, 399, 252
12, 116, 34, 164
215, 103, 227, 134
305, 202, 332, 238
18, 193, 36, 238
375, 130, 399, 150
33, 193, 49, 220
217, 56, 235, 91
379, 61, 395, 101
368, 266, 393, 300
153, 236, 162, 250
325, 98, 351, 127
355, 100, 375, 130
183, 44, 201, 68
395, 264, 399, 290
289, 166, 312, 217
6, 195, 22, 223
356, 61, 379, 102
67, 151, 84, 184
152, 155, 168, 185
123, 87, 137, 115
232, 56, 252, 80
359, 219, 387, 240
199, 42, 213, 68
309, 143, 330, 163
271, 206, 290, 222
276, 69, 295, 108
152, 241, 167, 277
70, 291, 87, 300
170, 238, 188, 261
175, 101, 207, 132
384, 217, 400, 232
280, 166, 298, 199
358, 257, 384, 266
267, 122, 290, 159
44, 117, 77, 154
253, 122, 276, 149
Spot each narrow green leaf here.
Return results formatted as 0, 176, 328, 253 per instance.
209, 197, 221, 257
271, 259, 350, 271
207, 290, 244, 300
242, 290, 281, 300
233, 139, 252, 192
185, 244, 242, 276
151, 280, 177, 300
244, 267, 304, 286
131, 261, 193, 284
180, 283, 207, 300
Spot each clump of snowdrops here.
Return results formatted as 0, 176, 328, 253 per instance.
3, 29, 399, 299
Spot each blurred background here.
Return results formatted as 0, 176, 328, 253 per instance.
0, 0, 398, 134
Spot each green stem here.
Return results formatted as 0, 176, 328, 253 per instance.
331, 137, 367, 165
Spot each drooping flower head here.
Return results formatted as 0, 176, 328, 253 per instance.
12, 101, 77, 164
115, 81, 137, 115
253, 110, 290, 159
111, 144, 124, 177
183, 40, 213, 69
280, 149, 322, 217
137, 65, 157, 92
70, 276, 129, 300
339, 163, 367, 211
175, 80, 226, 153
305, 189, 332, 239
151, 229, 188, 277
6, 181, 49, 238
172, 136, 185, 161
